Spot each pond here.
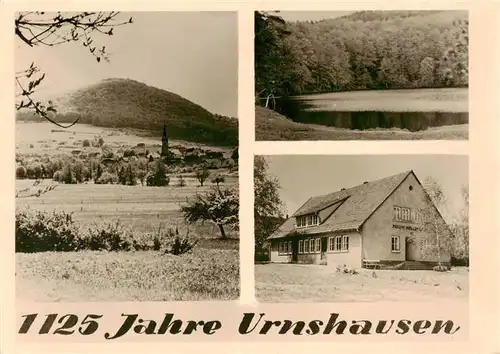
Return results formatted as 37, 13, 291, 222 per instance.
267, 88, 468, 132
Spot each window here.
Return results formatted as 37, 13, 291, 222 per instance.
341, 235, 349, 251
309, 239, 315, 253
393, 206, 414, 222
296, 213, 320, 228
315, 238, 321, 253
304, 239, 310, 253
391, 236, 400, 252
299, 240, 304, 254
329, 235, 349, 252
278, 241, 292, 255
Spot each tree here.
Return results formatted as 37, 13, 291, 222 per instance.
195, 167, 210, 186
420, 176, 454, 269
16, 166, 27, 179
15, 12, 133, 127
180, 186, 239, 240
61, 163, 75, 184
146, 160, 169, 187
254, 156, 285, 257
452, 185, 469, 265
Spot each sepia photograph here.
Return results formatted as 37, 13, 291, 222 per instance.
254, 155, 469, 302
15, 11, 239, 301
255, 10, 469, 141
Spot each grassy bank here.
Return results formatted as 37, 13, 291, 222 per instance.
255, 106, 468, 141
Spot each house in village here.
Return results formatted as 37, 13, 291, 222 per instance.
268, 170, 453, 270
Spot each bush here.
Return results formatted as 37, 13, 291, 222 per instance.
163, 227, 198, 255
82, 139, 90, 147
16, 209, 82, 252
16, 166, 27, 179
83, 221, 132, 252
52, 170, 63, 182
97, 171, 118, 184
211, 175, 225, 186
433, 265, 449, 272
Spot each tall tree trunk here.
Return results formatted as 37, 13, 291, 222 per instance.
218, 224, 228, 240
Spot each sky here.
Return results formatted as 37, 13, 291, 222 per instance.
15, 11, 238, 117
264, 155, 469, 223
278, 11, 354, 22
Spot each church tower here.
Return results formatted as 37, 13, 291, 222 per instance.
161, 122, 169, 157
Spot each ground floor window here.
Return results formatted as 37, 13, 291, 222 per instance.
391, 236, 400, 252
329, 235, 349, 252
298, 237, 321, 254
278, 240, 292, 255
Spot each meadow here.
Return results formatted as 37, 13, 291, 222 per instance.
255, 263, 468, 303
15, 123, 239, 302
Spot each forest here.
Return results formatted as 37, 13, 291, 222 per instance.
255, 11, 469, 100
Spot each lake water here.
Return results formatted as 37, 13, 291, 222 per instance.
267, 88, 468, 132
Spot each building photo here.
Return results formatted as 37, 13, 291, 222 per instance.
254, 155, 469, 302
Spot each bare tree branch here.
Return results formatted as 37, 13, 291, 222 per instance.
15, 11, 133, 127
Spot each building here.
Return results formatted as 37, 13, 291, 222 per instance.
268, 170, 453, 270
161, 122, 169, 157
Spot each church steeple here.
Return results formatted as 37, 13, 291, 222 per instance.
161, 122, 169, 157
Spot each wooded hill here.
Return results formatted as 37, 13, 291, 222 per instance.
16, 78, 238, 147
255, 10, 469, 99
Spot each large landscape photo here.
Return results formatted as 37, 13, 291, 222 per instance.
254, 155, 469, 302
255, 10, 469, 140
15, 11, 239, 301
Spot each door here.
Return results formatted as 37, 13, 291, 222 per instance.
321, 237, 328, 263
405, 234, 419, 261
292, 239, 298, 262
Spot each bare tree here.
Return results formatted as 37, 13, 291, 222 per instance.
451, 185, 469, 265
420, 176, 454, 269
195, 167, 210, 187
15, 12, 133, 127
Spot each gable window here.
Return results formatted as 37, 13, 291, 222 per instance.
329, 235, 349, 252
296, 213, 319, 228
391, 236, 400, 252
393, 206, 414, 222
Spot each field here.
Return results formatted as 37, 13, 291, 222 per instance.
16, 178, 238, 236
255, 106, 468, 141
16, 123, 239, 302
255, 263, 468, 302
301, 88, 468, 113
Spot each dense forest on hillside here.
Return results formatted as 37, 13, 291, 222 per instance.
255, 11, 469, 100
17, 79, 238, 147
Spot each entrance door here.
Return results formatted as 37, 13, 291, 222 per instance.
405, 235, 418, 261
321, 237, 327, 263
292, 239, 298, 262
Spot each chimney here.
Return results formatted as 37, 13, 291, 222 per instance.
341, 188, 346, 191
363, 181, 368, 184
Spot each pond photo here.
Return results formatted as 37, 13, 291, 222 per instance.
255, 10, 469, 141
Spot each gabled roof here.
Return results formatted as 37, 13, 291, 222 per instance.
268, 170, 414, 239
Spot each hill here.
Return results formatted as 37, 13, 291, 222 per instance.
16, 78, 238, 147
255, 106, 468, 141
255, 10, 468, 97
